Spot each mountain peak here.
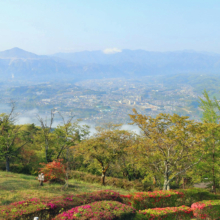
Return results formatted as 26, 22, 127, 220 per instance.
0, 47, 40, 59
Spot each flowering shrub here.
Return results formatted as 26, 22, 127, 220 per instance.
0, 190, 123, 220
0, 198, 49, 220
52, 200, 136, 220
1, 189, 218, 220
120, 190, 183, 210
174, 188, 218, 207
191, 200, 220, 219
39, 159, 66, 182
137, 205, 193, 220
46, 190, 123, 219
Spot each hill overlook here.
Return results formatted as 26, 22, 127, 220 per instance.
1, 48, 220, 83
0, 47, 45, 59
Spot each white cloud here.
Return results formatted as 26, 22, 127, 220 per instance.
16, 116, 33, 125
120, 124, 141, 135
103, 48, 122, 54
78, 121, 97, 137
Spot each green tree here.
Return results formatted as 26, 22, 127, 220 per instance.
197, 89, 220, 194
0, 104, 34, 171
53, 114, 90, 188
114, 134, 142, 181
129, 109, 208, 190
198, 89, 220, 123
54, 116, 90, 160
194, 122, 220, 194
37, 110, 55, 163
75, 129, 132, 185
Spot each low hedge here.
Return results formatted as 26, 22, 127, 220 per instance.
120, 189, 219, 210
1, 188, 218, 219
191, 200, 220, 219
70, 170, 152, 191
0, 190, 123, 220
136, 205, 193, 220
174, 188, 220, 206
53, 200, 136, 220
120, 190, 184, 210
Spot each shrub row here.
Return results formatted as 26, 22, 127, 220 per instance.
0, 190, 122, 220
120, 190, 183, 210
136, 205, 193, 220
54, 199, 220, 220
1, 189, 219, 219
70, 170, 152, 191
191, 200, 220, 219
120, 188, 219, 210
53, 200, 136, 220
174, 188, 220, 206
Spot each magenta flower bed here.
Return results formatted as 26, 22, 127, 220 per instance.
1, 189, 218, 220
138, 205, 193, 220
0, 198, 48, 220
120, 190, 184, 210
0, 190, 123, 220
191, 200, 220, 219
52, 200, 136, 220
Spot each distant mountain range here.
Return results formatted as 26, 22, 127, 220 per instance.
1, 47, 220, 83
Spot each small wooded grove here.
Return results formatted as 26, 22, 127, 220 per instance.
1, 89, 220, 192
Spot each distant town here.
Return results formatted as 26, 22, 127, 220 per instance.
0, 77, 205, 126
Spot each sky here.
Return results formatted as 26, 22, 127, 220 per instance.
0, 0, 220, 54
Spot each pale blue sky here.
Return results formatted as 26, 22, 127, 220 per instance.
0, 0, 220, 54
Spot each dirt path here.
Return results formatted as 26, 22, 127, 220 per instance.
193, 182, 211, 189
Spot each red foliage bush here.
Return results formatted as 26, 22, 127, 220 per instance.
39, 159, 66, 182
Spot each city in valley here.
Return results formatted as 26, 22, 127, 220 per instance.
0, 76, 205, 126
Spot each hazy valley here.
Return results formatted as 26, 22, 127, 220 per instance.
1, 47, 220, 128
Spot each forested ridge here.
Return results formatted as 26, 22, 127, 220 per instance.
1, 89, 220, 193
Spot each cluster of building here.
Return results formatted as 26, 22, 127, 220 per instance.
1, 78, 203, 125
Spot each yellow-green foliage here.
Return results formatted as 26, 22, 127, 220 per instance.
70, 170, 151, 191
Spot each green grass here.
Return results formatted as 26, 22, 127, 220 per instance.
0, 171, 137, 206
0, 171, 212, 219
